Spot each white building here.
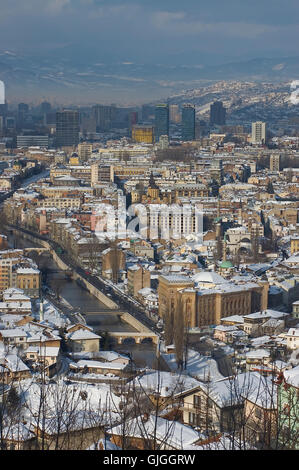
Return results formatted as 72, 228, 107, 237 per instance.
251, 121, 266, 145
285, 328, 299, 350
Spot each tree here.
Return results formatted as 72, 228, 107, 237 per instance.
87, 236, 100, 273
209, 179, 220, 197
173, 297, 185, 370
110, 242, 121, 284
173, 296, 190, 371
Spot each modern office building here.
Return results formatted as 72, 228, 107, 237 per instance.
132, 124, 154, 144
141, 104, 154, 121
56, 110, 79, 148
169, 104, 181, 123
17, 135, 49, 149
251, 121, 266, 145
210, 101, 226, 126
92, 104, 116, 131
0, 81, 7, 118
182, 104, 195, 141
40, 101, 52, 114
129, 111, 138, 128
155, 104, 169, 141
18, 103, 29, 125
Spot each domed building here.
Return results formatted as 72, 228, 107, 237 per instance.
219, 260, 234, 276
192, 271, 226, 289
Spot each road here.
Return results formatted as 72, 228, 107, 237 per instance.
212, 348, 234, 377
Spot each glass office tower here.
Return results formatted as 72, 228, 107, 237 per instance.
155, 104, 169, 141
182, 104, 195, 141
56, 110, 79, 148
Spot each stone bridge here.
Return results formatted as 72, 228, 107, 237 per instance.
24, 247, 49, 255
108, 331, 159, 345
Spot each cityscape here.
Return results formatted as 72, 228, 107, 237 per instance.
0, 0, 298, 458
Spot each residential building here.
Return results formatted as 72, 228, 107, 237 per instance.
251, 121, 266, 145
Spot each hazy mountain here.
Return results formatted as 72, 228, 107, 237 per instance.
0, 50, 298, 106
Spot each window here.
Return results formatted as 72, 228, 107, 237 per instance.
189, 412, 199, 426
255, 407, 262, 420
207, 398, 213, 408
193, 395, 201, 409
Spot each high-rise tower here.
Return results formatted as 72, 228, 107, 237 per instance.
182, 104, 195, 141
210, 101, 226, 126
56, 110, 79, 148
154, 104, 169, 141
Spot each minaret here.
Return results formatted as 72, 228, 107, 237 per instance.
222, 237, 227, 262
238, 198, 243, 224
217, 195, 221, 219
39, 299, 44, 322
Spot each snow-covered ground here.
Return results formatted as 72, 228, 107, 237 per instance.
162, 348, 224, 382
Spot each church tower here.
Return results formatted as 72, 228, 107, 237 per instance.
147, 172, 160, 200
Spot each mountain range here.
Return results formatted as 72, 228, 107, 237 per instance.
0, 50, 298, 106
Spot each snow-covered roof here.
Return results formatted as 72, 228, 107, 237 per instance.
245, 349, 271, 359
193, 271, 225, 284
283, 366, 299, 388
108, 414, 201, 449
72, 359, 127, 371
26, 346, 60, 357
66, 329, 101, 341
0, 328, 27, 338
133, 371, 200, 398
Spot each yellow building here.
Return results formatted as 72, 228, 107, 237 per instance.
132, 125, 154, 144
16, 267, 40, 298
127, 265, 151, 297
158, 273, 269, 328
290, 237, 299, 254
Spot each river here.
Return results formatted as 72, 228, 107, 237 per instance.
6, 232, 159, 368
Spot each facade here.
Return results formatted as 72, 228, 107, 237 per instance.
16, 268, 40, 298
158, 273, 268, 328
169, 104, 181, 123
92, 104, 116, 131
78, 142, 92, 161
56, 110, 79, 148
183, 385, 243, 433
132, 125, 154, 144
251, 121, 266, 145
210, 101, 226, 126
17, 135, 49, 149
154, 104, 169, 141
127, 265, 151, 297
290, 236, 299, 255
270, 154, 281, 171
182, 104, 195, 141
66, 329, 101, 353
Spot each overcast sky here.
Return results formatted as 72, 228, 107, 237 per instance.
0, 0, 298, 65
